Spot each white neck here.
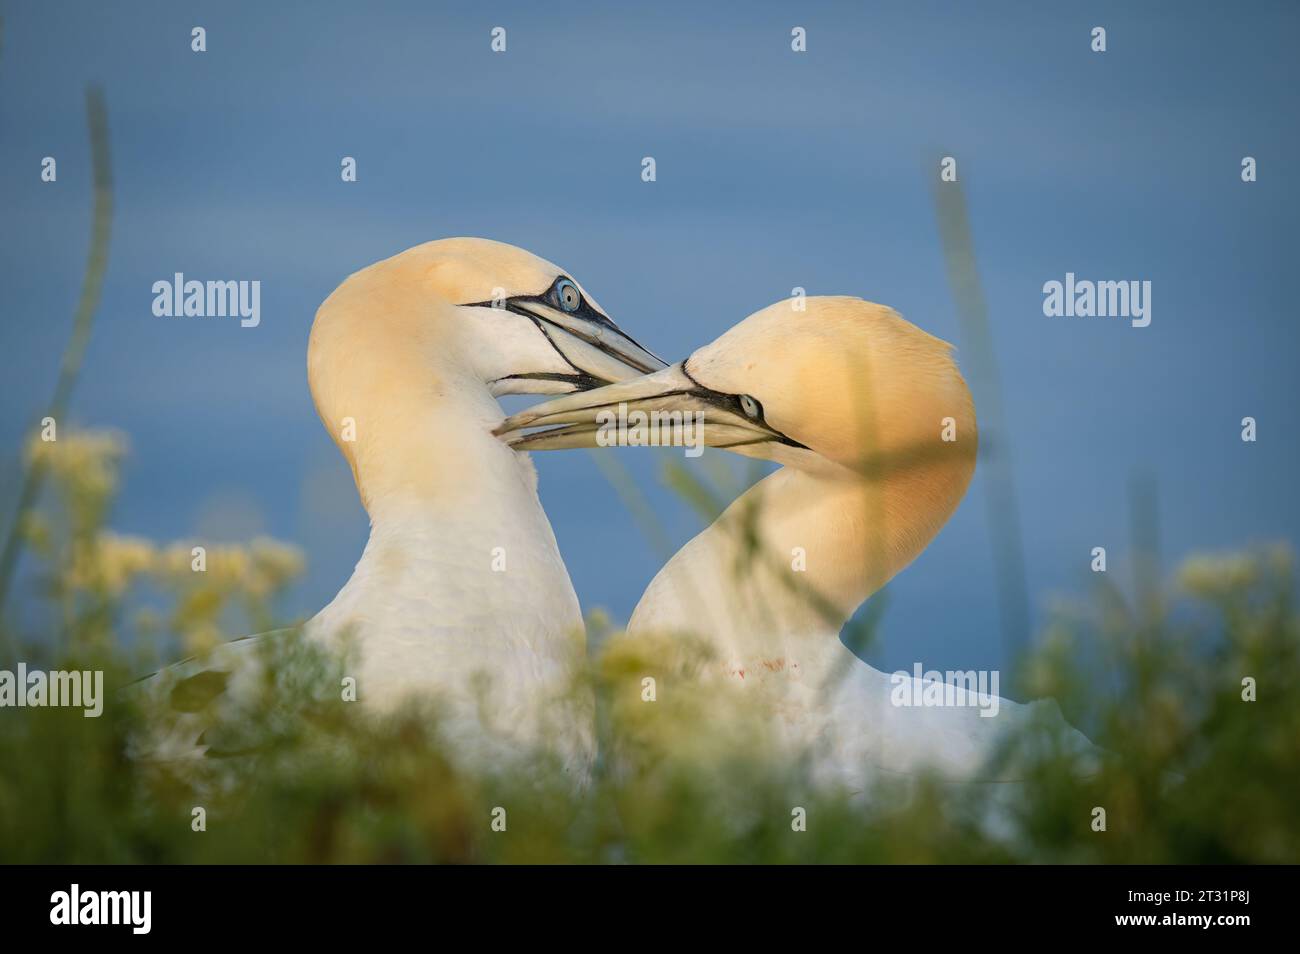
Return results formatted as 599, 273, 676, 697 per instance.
629, 458, 967, 684
308, 380, 583, 709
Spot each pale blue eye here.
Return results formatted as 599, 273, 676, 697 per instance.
554, 279, 581, 313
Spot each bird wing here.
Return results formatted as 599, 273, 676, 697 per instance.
824, 661, 1101, 787
125, 628, 304, 762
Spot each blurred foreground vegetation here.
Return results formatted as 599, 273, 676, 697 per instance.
0, 428, 1297, 864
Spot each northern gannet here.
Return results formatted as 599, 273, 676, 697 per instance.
498, 296, 1094, 790
140, 238, 664, 778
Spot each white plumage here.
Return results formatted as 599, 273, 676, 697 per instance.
135, 238, 665, 780
500, 296, 1097, 789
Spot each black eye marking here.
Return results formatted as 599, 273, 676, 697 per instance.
552, 277, 582, 313
679, 361, 807, 450
465, 277, 612, 330
459, 278, 667, 371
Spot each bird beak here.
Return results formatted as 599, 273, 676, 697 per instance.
491, 297, 667, 387
493, 362, 804, 451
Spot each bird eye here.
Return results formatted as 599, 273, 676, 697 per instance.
554, 278, 582, 313
739, 394, 761, 419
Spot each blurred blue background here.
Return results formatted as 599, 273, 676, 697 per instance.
2, 1, 1297, 684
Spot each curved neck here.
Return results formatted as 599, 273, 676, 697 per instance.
314, 370, 580, 643
630, 458, 970, 680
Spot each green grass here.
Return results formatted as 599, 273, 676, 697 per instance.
0, 432, 1296, 863
1, 85, 1295, 864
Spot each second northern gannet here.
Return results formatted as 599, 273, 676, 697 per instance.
498, 296, 1095, 790
141, 238, 664, 778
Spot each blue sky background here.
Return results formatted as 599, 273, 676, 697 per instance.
2, 1, 1297, 685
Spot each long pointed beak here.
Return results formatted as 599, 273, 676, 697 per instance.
520, 300, 666, 382
494, 362, 802, 451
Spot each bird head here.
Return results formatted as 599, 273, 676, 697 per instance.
307, 238, 665, 507
495, 296, 977, 486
